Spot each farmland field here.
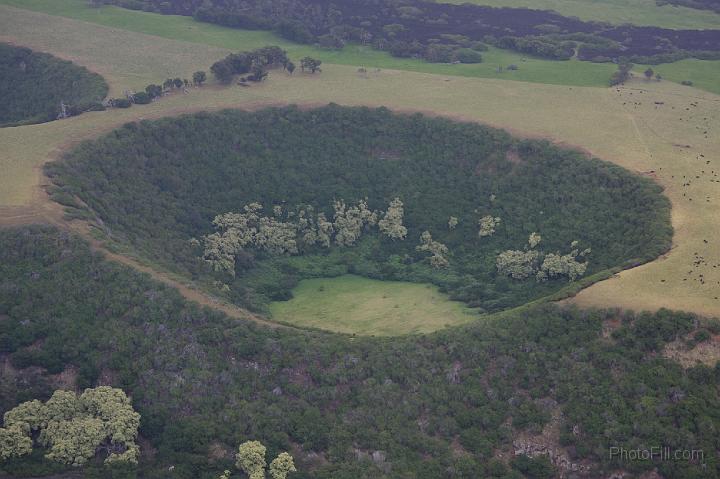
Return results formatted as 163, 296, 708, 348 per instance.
269, 275, 477, 335
5, 0, 720, 96
0, 5, 719, 319
442, 0, 720, 29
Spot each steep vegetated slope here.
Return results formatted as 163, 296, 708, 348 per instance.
0, 43, 108, 127
46, 106, 671, 315
0, 226, 717, 478
110, 0, 720, 64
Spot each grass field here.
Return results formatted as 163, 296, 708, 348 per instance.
0, 0, 620, 88
443, 0, 720, 29
1, 5, 719, 320
5, 0, 719, 95
269, 275, 477, 335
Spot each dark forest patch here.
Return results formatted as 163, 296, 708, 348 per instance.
0, 43, 108, 127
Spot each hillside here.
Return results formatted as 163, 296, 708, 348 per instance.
0, 226, 717, 478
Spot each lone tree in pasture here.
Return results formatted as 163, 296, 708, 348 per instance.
300, 57, 322, 73
192, 70, 207, 85
644, 67, 654, 80
609, 62, 633, 86
285, 61, 296, 75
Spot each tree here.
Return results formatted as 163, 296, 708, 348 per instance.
644, 67, 654, 80
496, 249, 540, 279
416, 231, 449, 268
528, 232, 541, 248
248, 65, 269, 82
300, 57, 322, 73
193, 70, 207, 85
0, 387, 140, 466
609, 62, 633, 86
378, 197, 407, 240
285, 61, 295, 75
478, 215, 500, 238
163, 78, 174, 90
132, 91, 151, 104
269, 452, 297, 479
448, 216, 458, 229
236, 441, 267, 479
211, 61, 234, 83
145, 84, 163, 98
173, 78, 183, 89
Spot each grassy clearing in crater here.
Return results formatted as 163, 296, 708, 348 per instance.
269, 274, 477, 335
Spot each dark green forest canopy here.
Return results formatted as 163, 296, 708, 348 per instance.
46, 105, 672, 314
0, 226, 717, 478
0, 43, 108, 127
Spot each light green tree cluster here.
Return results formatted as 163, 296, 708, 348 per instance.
234, 441, 296, 479
0, 387, 140, 466
528, 232, 542, 249
495, 249, 541, 280
201, 198, 407, 274
377, 198, 407, 241
478, 215, 501, 238
496, 234, 589, 282
537, 241, 590, 281
332, 199, 378, 246
448, 216, 458, 230
201, 203, 300, 274
416, 231, 450, 268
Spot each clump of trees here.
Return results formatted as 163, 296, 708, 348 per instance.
496, 234, 590, 282
233, 441, 296, 479
377, 197, 407, 240
416, 230, 449, 268
299, 56, 322, 73
0, 387, 140, 466
201, 198, 408, 275
478, 214, 501, 238
0, 43, 108, 127
609, 62, 634, 86
210, 46, 289, 83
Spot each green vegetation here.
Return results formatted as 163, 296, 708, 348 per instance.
0, 0, 617, 88
0, 43, 107, 127
5, 0, 720, 93
0, 387, 140, 466
0, 226, 718, 478
441, 0, 720, 29
269, 275, 477, 335
46, 106, 671, 317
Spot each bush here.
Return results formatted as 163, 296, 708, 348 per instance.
132, 91, 151, 104
454, 48, 483, 63
112, 98, 132, 108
